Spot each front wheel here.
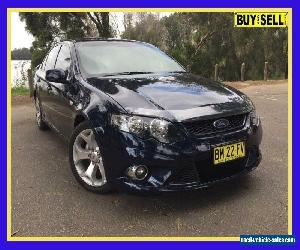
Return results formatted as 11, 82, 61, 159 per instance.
35, 97, 49, 130
69, 121, 112, 193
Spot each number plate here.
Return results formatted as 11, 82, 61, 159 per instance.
213, 142, 245, 165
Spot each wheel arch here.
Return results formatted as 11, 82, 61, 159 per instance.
73, 109, 110, 131
74, 113, 88, 128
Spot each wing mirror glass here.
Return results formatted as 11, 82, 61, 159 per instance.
45, 69, 68, 83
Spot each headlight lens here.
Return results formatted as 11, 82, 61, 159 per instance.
111, 114, 185, 143
150, 119, 169, 142
128, 116, 145, 135
250, 109, 259, 125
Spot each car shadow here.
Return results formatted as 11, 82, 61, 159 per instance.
91, 173, 260, 218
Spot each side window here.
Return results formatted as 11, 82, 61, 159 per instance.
55, 45, 71, 72
45, 45, 61, 71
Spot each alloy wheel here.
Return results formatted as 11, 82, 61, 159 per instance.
73, 129, 107, 187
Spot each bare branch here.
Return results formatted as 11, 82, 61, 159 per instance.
193, 31, 215, 56
87, 12, 105, 37
186, 31, 216, 70
93, 13, 101, 25
87, 12, 98, 26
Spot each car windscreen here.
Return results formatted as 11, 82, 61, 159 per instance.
75, 41, 185, 77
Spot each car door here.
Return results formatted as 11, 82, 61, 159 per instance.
46, 44, 77, 138
37, 45, 61, 125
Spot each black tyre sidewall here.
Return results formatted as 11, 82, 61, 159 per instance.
35, 97, 49, 130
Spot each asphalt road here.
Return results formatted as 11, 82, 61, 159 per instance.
11, 82, 288, 237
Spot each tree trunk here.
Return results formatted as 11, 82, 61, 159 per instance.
264, 61, 268, 81
241, 62, 245, 82
214, 63, 219, 81
87, 12, 111, 38
101, 13, 110, 38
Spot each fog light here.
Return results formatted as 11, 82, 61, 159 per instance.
126, 165, 148, 180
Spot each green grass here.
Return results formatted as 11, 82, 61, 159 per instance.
11, 86, 30, 96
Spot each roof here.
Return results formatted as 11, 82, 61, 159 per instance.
63, 37, 143, 43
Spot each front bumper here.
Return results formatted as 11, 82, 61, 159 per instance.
121, 154, 261, 192
95, 115, 263, 193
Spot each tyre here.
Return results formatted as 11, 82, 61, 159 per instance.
69, 121, 112, 193
35, 97, 49, 130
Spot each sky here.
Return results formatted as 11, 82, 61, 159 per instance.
11, 12, 34, 50
11, 12, 172, 50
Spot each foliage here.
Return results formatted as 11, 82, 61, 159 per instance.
122, 12, 288, 81
19, 12, 112, 68
11, 48, 32, 60
20, 12, 288, 81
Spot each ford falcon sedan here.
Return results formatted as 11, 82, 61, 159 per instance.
33, 38, 262, 193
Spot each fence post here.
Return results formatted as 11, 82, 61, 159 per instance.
241, 62, 245, 82
214, 63, 219, 81
264, 61, 268, 81
27, 69, 34, 97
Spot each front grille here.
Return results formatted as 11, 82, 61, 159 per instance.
182, 113, 247, 138
168, 146, 260, 185
169, 164, 200, 184
196, 157, 247, 183
169, 155, 248, 185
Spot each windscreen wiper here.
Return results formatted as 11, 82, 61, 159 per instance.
101, 72, 154, 77
168, 71, 186, 73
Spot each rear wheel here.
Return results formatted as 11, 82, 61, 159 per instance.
69, 121, 112, 193
35, 97, 49, 130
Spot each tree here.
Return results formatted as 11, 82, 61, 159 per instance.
86, 12, 110, 37
121, 12, 288, 81
122, 13, 167, 49
11, 48, 32, 60
19, 12, 112, 67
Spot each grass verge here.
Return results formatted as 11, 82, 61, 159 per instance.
11, 86, 29, 96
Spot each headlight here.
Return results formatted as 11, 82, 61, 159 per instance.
250, 109, 259, 125
111, 114, 185, 143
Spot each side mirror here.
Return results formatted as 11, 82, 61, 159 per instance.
45, 69, 67, 83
